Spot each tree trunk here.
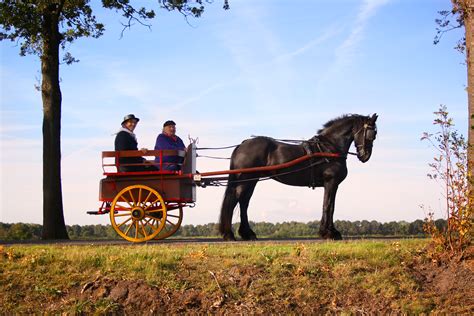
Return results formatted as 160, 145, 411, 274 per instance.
466, 2, 474, 210
41, 5, 68, 239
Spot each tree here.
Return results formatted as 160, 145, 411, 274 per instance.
455, 1, 474, 211
0, 0, 228, 239
408, 219, 425, 235
435, 1, 474, 208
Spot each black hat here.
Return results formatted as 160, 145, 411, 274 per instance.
121, 114, 139, 125
163, 120, 176, 127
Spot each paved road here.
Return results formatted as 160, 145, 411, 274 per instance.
0, 236, 419, 246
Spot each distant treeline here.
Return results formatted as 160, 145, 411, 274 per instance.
0, 219, 447, 240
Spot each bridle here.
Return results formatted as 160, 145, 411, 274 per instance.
353, 121, 377, 153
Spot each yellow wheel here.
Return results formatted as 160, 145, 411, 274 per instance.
110, 185, 167, 242
155, 204, 183, 240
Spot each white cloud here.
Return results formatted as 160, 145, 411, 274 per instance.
335, 0, 391, 65
315, 0, 391, 96
274, 25, 343, 63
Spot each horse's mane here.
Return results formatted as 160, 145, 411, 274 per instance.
317, 114, 365, 135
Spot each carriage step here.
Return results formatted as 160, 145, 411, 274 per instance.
86, 210, 110, 215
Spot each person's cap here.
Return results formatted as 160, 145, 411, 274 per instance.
122, 114, 139, 125
163, 120, 176, 127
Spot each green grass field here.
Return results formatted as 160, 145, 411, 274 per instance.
1, 239, 472, 313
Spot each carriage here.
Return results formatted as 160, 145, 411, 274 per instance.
89, 144, 198, 242
90, 142, 342, 242
90, 114, 378, 242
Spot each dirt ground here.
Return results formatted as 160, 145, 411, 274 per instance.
50, 254, 474, 314
408, 251, 474, 314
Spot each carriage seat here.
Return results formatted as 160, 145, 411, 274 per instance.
101, 149, 186, 176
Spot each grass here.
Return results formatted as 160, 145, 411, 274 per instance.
0, 239, 453, 313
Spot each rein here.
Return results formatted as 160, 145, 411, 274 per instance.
195, 144, 239, 159
196, 144, 240, 150
249, 135, 359, 156
195, 135, 359, 158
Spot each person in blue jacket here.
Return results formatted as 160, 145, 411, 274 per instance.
154, 120, 186, 170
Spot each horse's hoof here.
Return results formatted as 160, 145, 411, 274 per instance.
241, 234, 258, 241
239, 229, 258, 241
319, 232, 330, 239
222, 232, 236, 241
319, 229, 342, 240
332, 230, 343, 240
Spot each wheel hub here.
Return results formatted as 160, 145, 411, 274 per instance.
131, 207, 145, 220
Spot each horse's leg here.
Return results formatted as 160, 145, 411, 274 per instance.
237, 181, 258, 241
219, 183, 239, 241
319, 181, 342, 240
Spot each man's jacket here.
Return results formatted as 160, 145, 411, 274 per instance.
154, 133, 185, 170
114, 130, 145, 172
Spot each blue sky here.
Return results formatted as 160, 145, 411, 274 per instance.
0, 0, 468, 226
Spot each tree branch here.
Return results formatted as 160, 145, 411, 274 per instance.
119, 13, 152, 39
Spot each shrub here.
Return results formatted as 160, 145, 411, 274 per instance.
421, 105, 473, 258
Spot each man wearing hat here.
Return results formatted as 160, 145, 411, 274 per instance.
115, 114, 156, 172
154, 120, 186, 171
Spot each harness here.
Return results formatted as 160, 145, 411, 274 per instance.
302, 137, 332, 189
195, 121, 376, 188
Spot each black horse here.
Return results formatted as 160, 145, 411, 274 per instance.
219, 113, 378, 241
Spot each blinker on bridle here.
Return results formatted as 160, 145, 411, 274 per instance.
353, 122, 377, 153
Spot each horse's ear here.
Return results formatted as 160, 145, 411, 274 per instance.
370, 113, 378, 123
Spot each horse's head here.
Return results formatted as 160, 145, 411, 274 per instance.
353, 114, 378, 163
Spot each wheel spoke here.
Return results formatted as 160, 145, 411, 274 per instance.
142, 191, 153, 205
114, 212, 132, 217
144, 203, 163, 212
148, 217, 155, 227
138, 188, 142, 205
153, 218, 163, 226
117, 217, 132, 228
129, 189, 136, 206
142, 218, 153, 229
143, 203, 153, 211
140, 221, 148, 237
135, 222, 139, 239
152, 206, 182, 240
120, 195, 133, 208
124, 221, 134, 235
144, 199, 161, 210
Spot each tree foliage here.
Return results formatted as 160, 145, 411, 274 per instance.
0, 0, 229, 61
434, 0, 469, 53
1, 0, 106, 63
0, 219, 436, 240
